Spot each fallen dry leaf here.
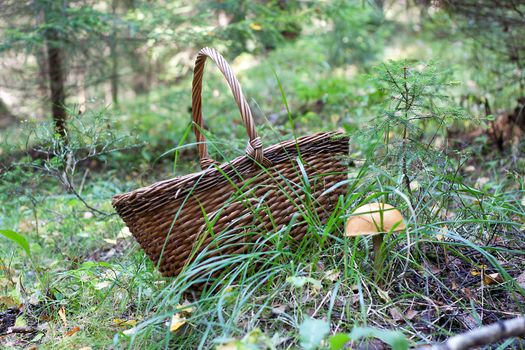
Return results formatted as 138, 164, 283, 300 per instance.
176, 301, 195, 315
459, 313, 479, 330
389, 307, 404, 322
65, 326, 81, 336
377, 288, 391, 302
483, 273, 503, 286
350, 293, 359, 306
169, 314, 186, 332
271, 304, 287, 315
462, 287, 476, 300
475, 177, 490, 189
406, 309, 418, 320
324, 269, 341, 282
58, 306, 67, 326
94, 281, 111, 290
117, 226, 132, 239
103, 238, 117, 245
451, 280, 459, 290
436, 225, 447, 241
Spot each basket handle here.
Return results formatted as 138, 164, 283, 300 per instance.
191, 47, 272, 169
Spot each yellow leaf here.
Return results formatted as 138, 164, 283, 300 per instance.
58, 306, 67, 326
113, 318, 138, 328
169, 314, 186, 332
250, 22, 262, 31
176, 301, 195, 315
125, 319, 138, 327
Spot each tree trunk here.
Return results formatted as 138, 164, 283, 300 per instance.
36, 47, 49, 115
46, 29, 67, 139
0, 97, 16, 129
110, 0, 119, 107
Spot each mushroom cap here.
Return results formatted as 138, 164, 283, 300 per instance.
345, 203, 406, 237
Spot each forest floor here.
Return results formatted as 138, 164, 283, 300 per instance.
1, 115, 524, 349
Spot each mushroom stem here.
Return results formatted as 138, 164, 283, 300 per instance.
372, 234, 383, 260
372, 234, 384, 278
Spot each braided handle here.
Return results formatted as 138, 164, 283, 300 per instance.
191, 47, 272, 169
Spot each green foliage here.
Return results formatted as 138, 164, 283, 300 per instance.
320, 0, 389, 66
371, 59, 466, 140
299, 317, 330, 350
205, 0, 305, 55
0, 229, 31, 257
330, 327, 409, 350
364, 60, 468, 192
1, 1, 113, 52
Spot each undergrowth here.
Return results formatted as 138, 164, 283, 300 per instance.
1, 59, 524, 350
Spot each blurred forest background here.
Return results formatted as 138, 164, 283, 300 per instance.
1, 0, 523, 155
0, 0, 524, 349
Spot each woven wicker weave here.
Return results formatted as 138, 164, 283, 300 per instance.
112, 48, 349, 277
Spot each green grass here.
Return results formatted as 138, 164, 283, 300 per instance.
1, 135, 524, 349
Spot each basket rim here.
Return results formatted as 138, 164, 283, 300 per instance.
112, 131, 348, 207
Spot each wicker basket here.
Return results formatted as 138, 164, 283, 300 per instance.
112, 48, 349, 277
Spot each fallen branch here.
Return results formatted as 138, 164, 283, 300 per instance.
429, 315, 525, 350
5, 326, 37, 335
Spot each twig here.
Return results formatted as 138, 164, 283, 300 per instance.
426, 315, 525, 350
61, 170, 115, 217
5, 326, 37, 335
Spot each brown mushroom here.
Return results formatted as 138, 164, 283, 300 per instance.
345, 203, 406, 268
